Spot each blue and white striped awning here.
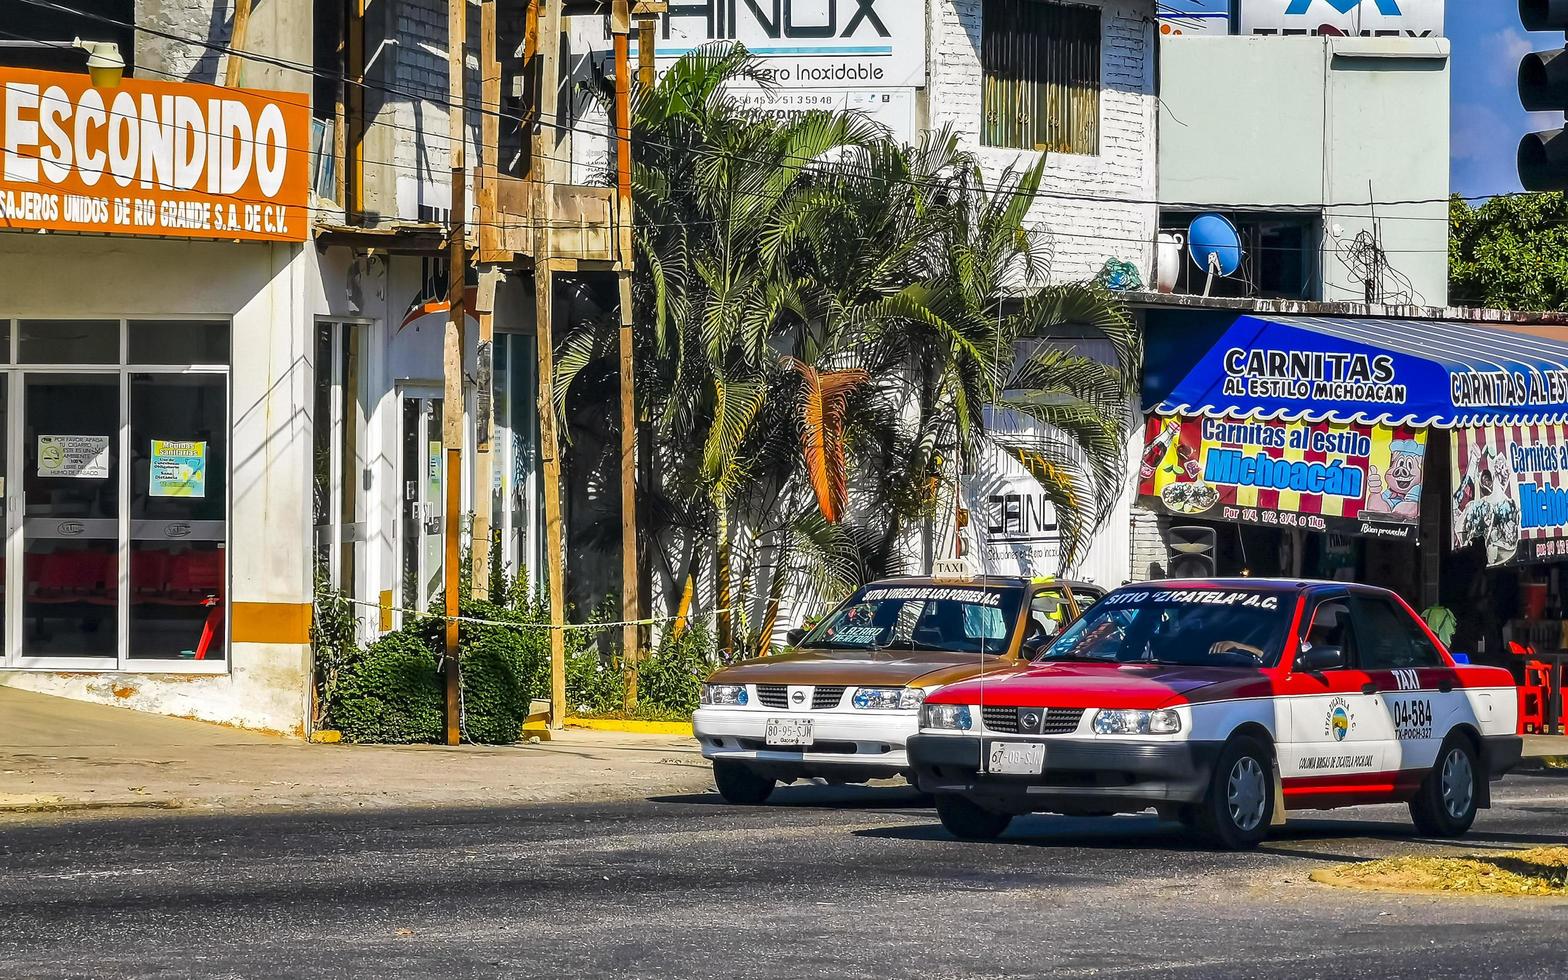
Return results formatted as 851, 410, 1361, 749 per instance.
1146, 314, 1568, 428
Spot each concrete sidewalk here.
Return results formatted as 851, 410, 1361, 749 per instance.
0, 687, 713, 815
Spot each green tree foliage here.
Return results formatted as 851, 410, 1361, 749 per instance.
1450, 193, 1568, 311
559, 44, 1140, 656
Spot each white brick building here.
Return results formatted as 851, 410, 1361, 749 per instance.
926, 0, 1158, 286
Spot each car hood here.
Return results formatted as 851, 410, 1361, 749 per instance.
928, 661, 1273, 710
710, 648, 1022, 688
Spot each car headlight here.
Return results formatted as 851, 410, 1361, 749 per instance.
921, 703, 973, 731
1092, 708, 1182, 735
701, 684, 748, 707
853, 687, 927, 710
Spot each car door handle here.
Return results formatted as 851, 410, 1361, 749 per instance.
1362, 683, 1379, 695
1438, 680, 1454, 694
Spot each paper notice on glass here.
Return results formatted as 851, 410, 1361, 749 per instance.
38, 435, 110, 479
150, 440, 207, 498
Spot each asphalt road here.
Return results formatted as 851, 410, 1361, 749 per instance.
3, 771, 1567, 980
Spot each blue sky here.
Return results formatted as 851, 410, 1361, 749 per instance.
1450, 3, 1558, 199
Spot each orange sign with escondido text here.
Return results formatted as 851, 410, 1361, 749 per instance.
0, 67, 310, 243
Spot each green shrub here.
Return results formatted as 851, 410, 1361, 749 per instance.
637, 623, 717, 716
330, 629, 443, 743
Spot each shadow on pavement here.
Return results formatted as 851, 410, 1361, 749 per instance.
853, 812, 1568, 857
650, 783, 932, 811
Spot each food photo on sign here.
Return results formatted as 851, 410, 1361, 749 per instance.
1449, 425, 1568, 567
1137, 414, 1427, 539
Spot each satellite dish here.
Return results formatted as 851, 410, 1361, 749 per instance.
1187, 213, 1243, 296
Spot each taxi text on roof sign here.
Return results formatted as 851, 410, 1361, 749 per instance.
0, 67, 310, 243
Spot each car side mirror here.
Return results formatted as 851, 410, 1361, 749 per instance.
786, 627, 807, 647
1297, 645, 1345, 672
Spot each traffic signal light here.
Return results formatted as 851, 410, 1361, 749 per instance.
1519, 0, 1568, 190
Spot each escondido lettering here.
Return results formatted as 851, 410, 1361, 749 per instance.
2, 82, 289, 196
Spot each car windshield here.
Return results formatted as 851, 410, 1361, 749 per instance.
800, 584, 1027, 655
1040, 588, 1292, 668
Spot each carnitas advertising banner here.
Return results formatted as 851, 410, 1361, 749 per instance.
0, 67, 310, 242
1451, 424, 1568, 567
1138, 414, 1428, 539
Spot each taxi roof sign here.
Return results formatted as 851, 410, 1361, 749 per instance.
932, 558, 977, 582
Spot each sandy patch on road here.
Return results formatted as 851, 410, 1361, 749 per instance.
1310, 847, 1568, 897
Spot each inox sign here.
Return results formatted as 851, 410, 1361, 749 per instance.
664, 0, 893, 40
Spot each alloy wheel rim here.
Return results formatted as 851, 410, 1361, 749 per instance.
1441, 748, 1474, 820
1227, 756, 1266, 832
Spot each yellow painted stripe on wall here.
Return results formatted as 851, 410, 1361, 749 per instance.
231, 602, 312, 644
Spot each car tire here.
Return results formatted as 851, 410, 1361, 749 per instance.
713, 761, 775, 805
1410, 735, 1480, 838
934, 794, 1012, 840
1197, 736, 1275, 851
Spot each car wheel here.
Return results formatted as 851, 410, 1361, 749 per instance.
1410, 735, 1479, 838
713, 761, 775, 805
1198, 737, 1274, 851
934, 794, 1012, 840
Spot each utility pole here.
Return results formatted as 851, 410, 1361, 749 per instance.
443, 0, 468, 746
472, 0, 501, 604
533, 0, 569, 728
611, 0, 643, 710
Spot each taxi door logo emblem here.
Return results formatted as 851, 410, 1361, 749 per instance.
1325, 696, 1353, 741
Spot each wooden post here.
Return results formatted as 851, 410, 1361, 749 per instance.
443, 0, 468, 746
636, 17, 655, 88
222, 0, 252, 87
611, 0, 643, 711
472, 0, 500, 602
346, 0, 366, 219
535, 0, 569, 728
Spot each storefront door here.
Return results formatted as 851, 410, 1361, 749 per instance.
19, 373, 120, 663
399, 392, 445, 619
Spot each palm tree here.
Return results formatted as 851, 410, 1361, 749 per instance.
557, 43, 1140, 660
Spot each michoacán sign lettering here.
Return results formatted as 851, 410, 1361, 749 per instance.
0, 67, 310, 242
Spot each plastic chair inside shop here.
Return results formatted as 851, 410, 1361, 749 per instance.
1520, 661, 1551, 734
30, 551, 109, 604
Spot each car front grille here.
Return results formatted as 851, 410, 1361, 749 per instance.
982, 705, 1020, 733
813, 686, 846, 709
982, 707, 1085, 735
755, 684, 789, 708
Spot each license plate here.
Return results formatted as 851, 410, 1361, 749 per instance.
765, 718, 814, 747
987, 741, 1046, 775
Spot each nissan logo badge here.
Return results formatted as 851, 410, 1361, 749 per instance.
57, 521, 84, 536
1021, 711, 1040, 730
791, 690, 806, 705
164, 523, 192, 539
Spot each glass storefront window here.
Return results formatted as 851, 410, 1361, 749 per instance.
19, 320, 119, 364
129, 321, 230, 365
128, 374, 227, 661
2, 319, 229, 669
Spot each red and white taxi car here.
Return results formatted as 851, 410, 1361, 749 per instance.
908, 579, 1523, 849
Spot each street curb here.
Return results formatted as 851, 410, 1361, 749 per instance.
310, 730, 342, 744
565, 717, 694, 736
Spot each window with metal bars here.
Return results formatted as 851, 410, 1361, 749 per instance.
981, 0, 1101, 155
